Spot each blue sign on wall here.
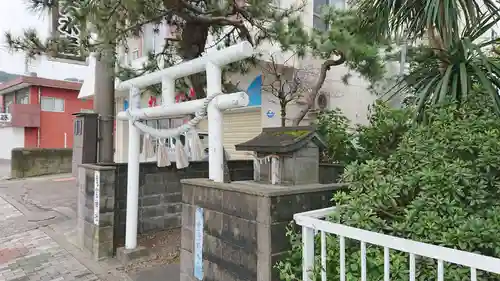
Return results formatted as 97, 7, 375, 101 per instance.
247, 75, 262, 106
194, 207, 204, 280
123, 99, 129, 111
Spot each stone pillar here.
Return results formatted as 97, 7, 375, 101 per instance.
77, 164, 116, 260
180, 179, 345, 281
72, 113, 98, 177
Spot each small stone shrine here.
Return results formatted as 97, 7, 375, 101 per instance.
179, 126, 345, 281
235, 126, 326, 185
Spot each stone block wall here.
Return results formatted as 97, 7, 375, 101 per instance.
77, 164, 116, 260
112, 160, 254, 240
11, 148, 72, 178
75, 159, 343, 260
180, 179, 346, 281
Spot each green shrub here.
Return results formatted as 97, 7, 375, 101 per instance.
277, 93, 500, 281
353, 100, 414, 162
316, 101, 413, 164
315, 108, 356, 164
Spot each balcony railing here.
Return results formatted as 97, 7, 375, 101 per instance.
5, 104, 40, 127
294, 207, 500, 281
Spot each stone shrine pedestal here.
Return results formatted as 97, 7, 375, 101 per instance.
180, 126, 345, 281
180, 179, 345, 281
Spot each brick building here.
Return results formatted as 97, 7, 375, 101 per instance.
0, 75, 93, 159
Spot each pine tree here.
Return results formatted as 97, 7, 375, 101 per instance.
5, 0, 386, 123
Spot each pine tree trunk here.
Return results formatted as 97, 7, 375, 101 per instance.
179, 22, 210, 98
94, 47, 116, 163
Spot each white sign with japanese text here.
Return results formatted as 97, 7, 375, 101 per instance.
93, 171, 100, 225
0, 113, 12, 123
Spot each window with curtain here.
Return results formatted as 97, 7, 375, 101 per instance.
4, 94, 14, 113
41, 97, 65, 112
15, 88, 30, 104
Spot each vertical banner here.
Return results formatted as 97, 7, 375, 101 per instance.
50, 0, 85, 61
194, 207, 204, 280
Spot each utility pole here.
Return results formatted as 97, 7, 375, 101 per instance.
94, 48, 116, 163
49, 0, 116, 163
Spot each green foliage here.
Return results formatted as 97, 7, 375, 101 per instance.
6, 0, 387, 100
354, 100, 413, 162
277, 92, 500, 280
403, 18, 500, 119
355, 0, 500, 119
271, 8, 386, 83
315, 108, 356, 164
0, 71, 18, 83
315, 101, 413, 164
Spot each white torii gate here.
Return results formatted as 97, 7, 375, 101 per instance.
115, 41, 254, 249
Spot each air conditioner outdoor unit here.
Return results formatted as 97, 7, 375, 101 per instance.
314, 91, 329, 111
306, 91, 330, 120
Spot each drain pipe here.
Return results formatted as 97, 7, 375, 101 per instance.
37, 87, 41, 147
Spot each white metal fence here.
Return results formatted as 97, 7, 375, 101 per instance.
294, 207, 500, 281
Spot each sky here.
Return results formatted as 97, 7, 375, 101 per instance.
0, 0, 87, 80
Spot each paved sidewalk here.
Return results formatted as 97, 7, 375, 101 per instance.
0, 228, 99, 281
0, 174, 182, 281
0, 194, 100, 281
0, 175, 131, 281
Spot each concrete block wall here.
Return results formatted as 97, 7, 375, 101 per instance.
11, 148, 73, 178
180, 179, 346, 281
75, 160, 343, 260
112, 160, 254, 239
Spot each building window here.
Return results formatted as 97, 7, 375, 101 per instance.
313, 0, 345, 31
15, 88, 30, 104
132, 49, 140, 60
3, 94, 14, 113
41, 97, 65, 112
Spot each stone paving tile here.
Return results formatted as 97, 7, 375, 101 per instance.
0, 216, 45, 238
0, 196, 47, 238
0, 196, 22, 221
0, 229, 101, 281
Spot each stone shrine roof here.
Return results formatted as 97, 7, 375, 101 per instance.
235, 126, 326, 153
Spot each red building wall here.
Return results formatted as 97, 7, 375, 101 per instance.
24, 128, 37, 148
26, 86, 93, 148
